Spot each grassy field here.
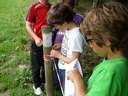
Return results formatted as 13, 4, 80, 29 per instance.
0, 0, 99, 96
0, 0, 36, 95
0, 0, 64, 95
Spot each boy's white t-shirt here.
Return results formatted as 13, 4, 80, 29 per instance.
58, 27, 85, 69
58, 27, 85, 96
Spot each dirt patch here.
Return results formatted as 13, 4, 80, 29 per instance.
0, 83, 9, 96
18, 64, 31, 71
0, 83, 7, 92
0, 91, 10, 96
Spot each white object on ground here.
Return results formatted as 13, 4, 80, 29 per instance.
33, 86, 42, 95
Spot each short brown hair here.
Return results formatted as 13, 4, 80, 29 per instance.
63, 0, 76, 9
80, 2, 128, 56
47, 3, 75, 25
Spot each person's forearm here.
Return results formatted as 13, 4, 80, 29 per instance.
26, 21, 39, 40
59, 53, 77, 64
57, 52, 80, 64
74, 75, 86, 96
51, 50, 80, 64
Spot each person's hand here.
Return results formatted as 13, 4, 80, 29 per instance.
35, 37, 42, 47
68, 69, 82, 82
52, 43, 61, 50
50, 49, 61, 58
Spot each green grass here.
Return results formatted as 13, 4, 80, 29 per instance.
0, 0, 34, 95
0, 0, 62, 95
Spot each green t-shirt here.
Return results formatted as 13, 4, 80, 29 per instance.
86, 56, 128, 96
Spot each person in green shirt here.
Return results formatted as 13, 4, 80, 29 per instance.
68, 1, 128, 96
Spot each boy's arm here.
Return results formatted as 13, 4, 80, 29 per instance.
68, 69, 86, 96
50, 49, 80, 64
26, 21, 42, 46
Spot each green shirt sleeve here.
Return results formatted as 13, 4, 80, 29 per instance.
86, 69, 119, 96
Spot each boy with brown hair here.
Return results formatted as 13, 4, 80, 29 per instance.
48, 3, 85, 96
26, 0, 51, 95
68, 1, 128, 96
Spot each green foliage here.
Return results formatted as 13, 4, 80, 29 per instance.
10, 69, 33, 96
11, 88, 33, 96
0, 0, 33, 95
14, 69, 32, 88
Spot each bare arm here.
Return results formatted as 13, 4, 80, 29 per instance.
26, 21, 42, 46
50, 49, 80, 64
68, 69, 86, 96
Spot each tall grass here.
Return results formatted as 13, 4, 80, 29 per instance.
0, 0, 34, 95
0, 0, 61, 95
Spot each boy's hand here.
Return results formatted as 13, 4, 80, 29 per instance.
35, 37, 42, 47
50, 49, 61, 58
52, 43, 61, 50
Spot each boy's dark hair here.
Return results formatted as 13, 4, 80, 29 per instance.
80, 2, 128, 56
47, 3, 75, 25
63, 0, 76, 9
112, 0, 128, 6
